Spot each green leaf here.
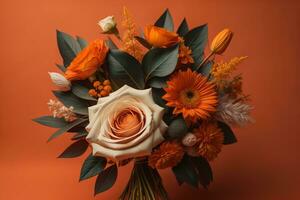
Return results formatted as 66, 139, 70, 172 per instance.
167, 116, 188, 139
71, 83, 97, 101
58, 139, 89, 158
198, 60, 213, 76
53, 91, 89, 115
105, 37, 118, 49
177, 18, 189, 36
71, 130, 88, 140
151, 88, 167, 108
80, 154, 107, 181
154, 9, 174, 32
134, 36, 152, 49
47, 118, 87, 142
55, 63, 66, 72
148, 77, 168, 88
143, 45, 178, 81
76, 36, 88, 49
56, 30, 81, 67
191, 156, 213, 188
33, 116, 68, 128
217, 121, 237, 144
94, 165, 118, 195
107, 49, 145, 89
172, 155, 199, 187
184, 24, 208, 67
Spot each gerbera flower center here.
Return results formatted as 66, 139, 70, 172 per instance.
179, 89, 200, 108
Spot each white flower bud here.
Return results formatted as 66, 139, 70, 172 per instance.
98, 16, 117, 33
182, 133, 197, 147
48, 72, 71, 91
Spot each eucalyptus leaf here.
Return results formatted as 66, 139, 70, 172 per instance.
154, 9, 174, 32
55, 63, 66, 72
143, 45, 178, 81
94, 165, 118, 195
172, 155, 199, 187
148, 76, 168, 88
105, 37, 118, 49
134, 36, 152, 49
218, 121, 237, 144
191, 156, 213, 188
53, 91, 89, 115
32, 116, 68, 128
71, 83, 97, 101
184, 24, 208, 68
76, 36, 88, 49
80, 154, 107, 181
151, 88, 167, 108
177, 18, 189, 36
71, 130, 88, 140
167, 116, 188, 139
107, 49, 145, 89
58, 139, 89, 158
47, 118, 88, 142
56, 30, 81, 66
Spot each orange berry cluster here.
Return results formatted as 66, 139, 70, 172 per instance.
88, 80, 112, 98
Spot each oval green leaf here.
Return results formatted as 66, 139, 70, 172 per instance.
80, 154, 107, 181
143, 45, 178, 81
107, 49, 145, 89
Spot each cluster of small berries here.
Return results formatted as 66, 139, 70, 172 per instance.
88, 80, 112, 98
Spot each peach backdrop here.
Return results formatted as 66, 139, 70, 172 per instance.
0, 0, 300, 199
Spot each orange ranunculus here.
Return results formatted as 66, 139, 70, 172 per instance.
65, 39, 108, 80
144, 25, 180, 48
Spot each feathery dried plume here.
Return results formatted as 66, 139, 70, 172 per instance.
121, 6, 143, 61
215, 95, 253, 126
212, 56, 248, 81
47, 99, 77, 122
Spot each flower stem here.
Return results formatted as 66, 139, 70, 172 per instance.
120, 159, 168, 200
196, 51, 214, 71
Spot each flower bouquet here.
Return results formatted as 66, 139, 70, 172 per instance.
34, 8, 252, 200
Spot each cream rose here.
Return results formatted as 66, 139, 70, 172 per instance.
85, 85, 167, 162
98, 16, 117, 33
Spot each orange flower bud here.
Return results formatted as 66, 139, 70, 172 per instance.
93, 81, 101, 88
210, 28, 233, 55
65, 39, 109, 81
144, 25, 180, 48
103, 80, 111, 86
103, 85, 112, 92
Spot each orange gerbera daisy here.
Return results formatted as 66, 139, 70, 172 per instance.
163, 69, 218, 122
193, 122, 224, 161
148, 141, 184, 169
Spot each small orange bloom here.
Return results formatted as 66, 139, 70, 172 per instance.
178, 43, 194, 65
148, 141, 184, 169
65, 39, 108, 80
144, 25, 180, 48
163, 69, 218, 122
193, 122, 224, 161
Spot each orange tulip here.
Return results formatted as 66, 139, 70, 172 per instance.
144, 25, 180, 48
210, 28, 233, 55
65, 39, 108, 80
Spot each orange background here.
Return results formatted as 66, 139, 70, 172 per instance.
0, 0, 300, 199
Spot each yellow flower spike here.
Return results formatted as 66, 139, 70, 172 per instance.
210, 28, 234, 55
